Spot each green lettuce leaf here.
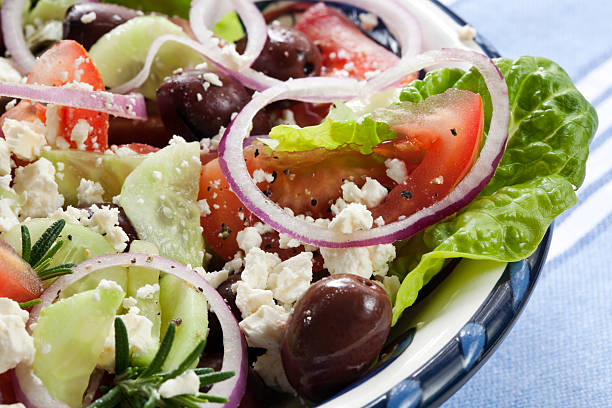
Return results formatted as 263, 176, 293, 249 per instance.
268, 117, 396, 155
391, 57, 598, 324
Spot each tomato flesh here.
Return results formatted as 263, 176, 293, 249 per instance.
200, 90, 484, 260
0, 239, 44, 303
294, 3, 417, 83
0, 371, 16, 404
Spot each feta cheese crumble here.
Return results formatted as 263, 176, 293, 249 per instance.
385, 158, 408, 184
158, 369, 200, 398
0, 297, 35, 373
13, 158, 64, 218
77, 178, 105, 206
2, 118, 47, 161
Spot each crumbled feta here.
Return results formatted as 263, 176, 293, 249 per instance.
0, 199, 20, 233
236, 227, 262, 253
202, 72, 223, 87
123, 296, 138, 310
360, 178, 388, 207
380, 275, 401, 304
278, 232, 301, 249
331, 197, 349, 216
195, 268, 229, 289
13, 158, 64, 218
329, 203, 373, 233
159, 370, 200, 398
152, 171, 162, 181
70, 119, 93, 150
77, 178, 105, 206
239, 304, 288, 349
368, 244, 396, 277
0, 297, 35, 374
136, 283, 160, 300
240, 248, 281, 289
359, 12, 379, 31
234, 282, 275, 318
458, 24, 477, 41
80, 11, 97, 24
385, 158, 408, 184
3, 118, 47, 161
253, 350, 295, 394
0, 138, 10, 176
98, 307, 155, 372
320, 246, 374, 278
97, 279, 124, 292
252, 169, 275, 184
223, 252, 244, 274
268, 252, 313, 304
0, 58, 22, 83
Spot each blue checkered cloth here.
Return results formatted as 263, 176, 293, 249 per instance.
438, 0, 612, 406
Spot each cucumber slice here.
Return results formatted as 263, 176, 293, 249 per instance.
3, 218, 127, 297
127, 240, 161, 366
119, 141, 204, 268
32, 283, 125, 408
28, 0, 75, 24
159, 274, 208, 372
89, 15, 205, 99
42, 149, 144, 206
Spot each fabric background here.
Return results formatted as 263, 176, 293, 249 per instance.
436, 0, 612, 406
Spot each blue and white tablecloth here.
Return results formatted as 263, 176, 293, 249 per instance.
437, 0, 612, 406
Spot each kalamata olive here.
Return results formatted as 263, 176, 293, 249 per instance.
205, 274, 243, 354
63, 3, 140, 50
157, 70, 270, 141
0, 19, 6, 57
108, 102, 173, 148
80, 203, 138, 249
247, 25, 322, 81
281, 274, 392, 402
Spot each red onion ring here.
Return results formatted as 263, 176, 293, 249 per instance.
1, 0, 35, 74
0, 82, 147, 119
218, 48, 509, 248
21, 253, 247, 408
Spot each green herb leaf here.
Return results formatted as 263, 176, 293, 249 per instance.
19, 299, 41, 308
139, 321, 176, 378
29, 219, 66, 267
33, 240, 65, 270
114, 317, 130, 376
36, 265, 74, 281
20, 225, 31, 263
88, 385, 122, 408
198, 370, 235, 387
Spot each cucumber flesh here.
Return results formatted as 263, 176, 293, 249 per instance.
42, 149, 144, 207
159, 273, 208, 372
89, 15, 205, 99
127, 240, 161, 366
32, 283, 125, 408
2, 218, 126, 297
119, 141, 204, 268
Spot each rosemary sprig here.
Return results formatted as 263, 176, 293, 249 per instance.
90, 318, 233, 408
21, 220, 74, 281
19, 299, 41, 308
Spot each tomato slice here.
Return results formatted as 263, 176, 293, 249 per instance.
0, 239, 44, 303
1, 40, 108, 153
294, 3, 417, 83
200, 90, 483, 261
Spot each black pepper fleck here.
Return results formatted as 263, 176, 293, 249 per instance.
311, 199, 317, 206
450, 128, 457, 136
400, 190, 413, 200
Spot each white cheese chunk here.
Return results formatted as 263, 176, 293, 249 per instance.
13, 158, 64, 218
253, 350, 295, 394
0, 297, 35, 374
0, 199, 19, 233
268, 252, 313, 304
236, 226, 262, 253
239, 304, 288, 350
240, 247, 281, 289
0, 138, 10, 176
77, 178, 105, 206
234, 282, 275, 318
385, 158, 408, 184
3, 118, 47, 161
328, 203, 373, 233
159, 369, 200, 398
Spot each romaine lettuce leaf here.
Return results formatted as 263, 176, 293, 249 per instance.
268, 117, 396, 155
391, 57, 598, 324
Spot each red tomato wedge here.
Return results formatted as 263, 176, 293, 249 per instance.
200, 89, 483, 260
0, 371, 16, 404
0, 239, 43, 303
1, 40, 108, 153
294, 3, 417, 83
372, 89, 484, 222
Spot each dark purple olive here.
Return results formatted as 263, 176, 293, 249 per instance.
157, 70, 270, 141
281, 274, 392, 402
246, 25, 322, 81
205, 274, 243, 354
108, 102, 173, 148
80, 203, 138, 249
63, 3, 141, 50
0, 18, 6, 56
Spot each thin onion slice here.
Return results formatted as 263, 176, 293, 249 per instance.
0, 82, 147, 119
218, 48, 509, 248
2, 0, 35, 74
22, 253, 247, 408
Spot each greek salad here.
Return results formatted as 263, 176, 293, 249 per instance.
0, 0, 598, 407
